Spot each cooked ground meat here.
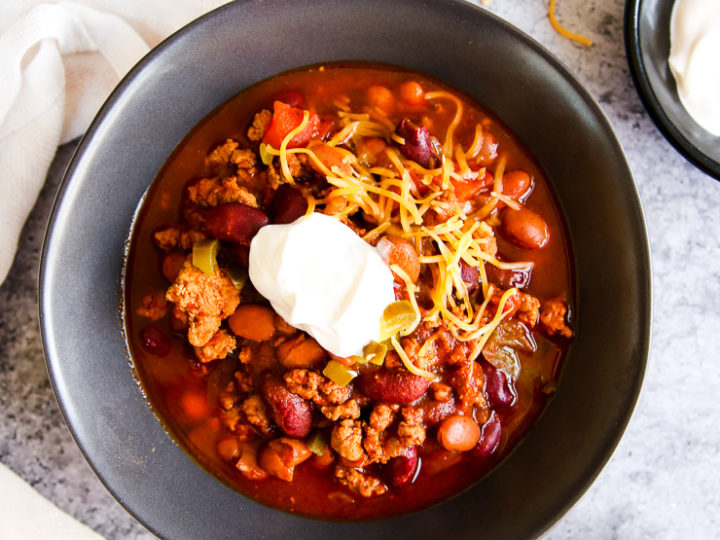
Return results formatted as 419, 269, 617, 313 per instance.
334, 466, 388, 498
194, 329, 236, 363
320, 399, 362, 421
540, 297, 573, 338
331, 419, 366, 462
166, 261, 240, 347
186, 176, 258, 208
137, 291, 168, 320
247, 109, 272, 142
241, 395, 272, 436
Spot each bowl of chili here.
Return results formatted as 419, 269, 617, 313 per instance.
40, 0, 651, 538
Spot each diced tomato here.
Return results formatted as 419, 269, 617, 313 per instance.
262, 101, 321, 149
409, 170, 431, 197
451, 170, 494, 202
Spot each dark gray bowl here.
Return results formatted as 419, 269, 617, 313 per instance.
39, 0, 650, 538
625, 0, 720, 180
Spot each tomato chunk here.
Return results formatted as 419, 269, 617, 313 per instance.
262, 101, 321, 149
451, 170, 494, 202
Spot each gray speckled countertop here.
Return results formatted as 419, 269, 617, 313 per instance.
1, 0, 719, 538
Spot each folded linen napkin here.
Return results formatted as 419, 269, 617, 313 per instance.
0, 0, 227, 286
0, 462, 102, 539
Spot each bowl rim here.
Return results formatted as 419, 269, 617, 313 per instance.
39, 0, 651, 538
624, 0, 720, 181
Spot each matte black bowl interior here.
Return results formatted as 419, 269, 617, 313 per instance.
625, 0, 720, 180
40, 1, 650, 538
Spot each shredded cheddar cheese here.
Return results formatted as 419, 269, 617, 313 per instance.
548, 0, 592, 47
264, 86, 535, 365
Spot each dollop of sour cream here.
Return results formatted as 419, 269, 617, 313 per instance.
248, 213, 395, 358
669, 0, 720, 136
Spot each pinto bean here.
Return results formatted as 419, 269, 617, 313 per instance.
376, 235, 421, 283
502, 170, 532, 201
203, 203, 269, 245
394, 117, 433, 167
140, 325, 171, 356
501, 207, 549, 249
399, 81, 425, 106
276, 334, 326, 368
387, 446, 419, 487
228, 304, 276, 342
268, 184, 307, 225
476, 132, 498, 165
258, 438, 312, 481
358, 368, 430, 404
260, 373, 313, 438
216, 437, 241, 461
437, 415, 481, 452
473, 413, 502, 457
235, 442, 267, 480
367, 85, 395, 114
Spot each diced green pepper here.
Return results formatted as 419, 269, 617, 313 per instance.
306, 431, 328, 456
363, 341, 387, 366
226, 266, 248, 291
192, 239, 219, 275
259, 143, 274, 166
322, 360, 357, 387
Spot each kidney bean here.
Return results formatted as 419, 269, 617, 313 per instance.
501, 207, 549, 249
502, 170, 532, 201
459, 260, 479, 292
271, 89, 305, 108
140, 325, 171, 356
387, 446, 419, 487
359, 368, 430, 404
260, 373, 313, 438
268, 184, 308, 224
486, 263, 532, 289
482, 362, 517, 407
376, 235, 421, 283
203, 203, 269, 245
473, 413, 502, 457
394, 117, 433, 167
228, 304, 276, 342
437, 415, 481, 452
217, 243, 250, 268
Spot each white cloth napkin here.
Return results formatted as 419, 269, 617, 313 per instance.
0, 462, 102, 539
0, 0, 228, 285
